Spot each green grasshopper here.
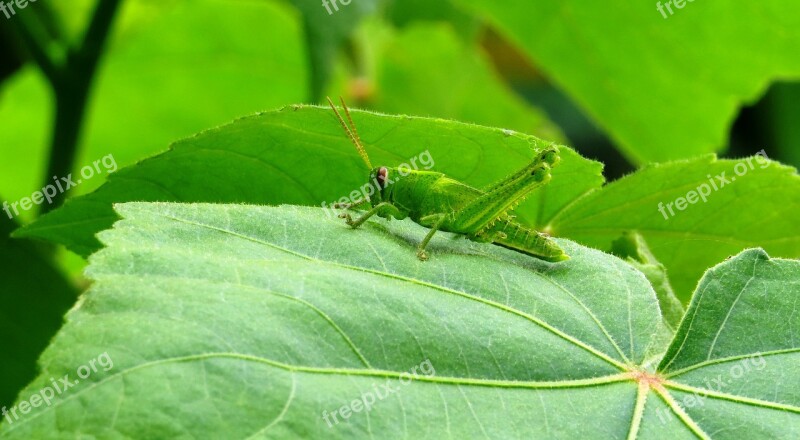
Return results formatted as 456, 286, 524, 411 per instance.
327, 97, 569, 262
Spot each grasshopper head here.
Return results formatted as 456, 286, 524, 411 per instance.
367, 166, 391, 206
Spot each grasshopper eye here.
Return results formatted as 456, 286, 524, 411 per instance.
377, 167, 389, 188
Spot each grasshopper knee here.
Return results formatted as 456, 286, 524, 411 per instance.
537, 146, 560, 167
530, 164, 552, 183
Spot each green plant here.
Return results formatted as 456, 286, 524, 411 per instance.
1, 1, 798, 438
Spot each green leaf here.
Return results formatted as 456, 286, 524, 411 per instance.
0, 70, 52, 224
0, 0, 307, 210
385, 0, 480, 41
15, 105, 600, 256
369, 23, 564, 142
453, 0, 800, 164
0, 201, 77, 409
284, 0, 385, 100
2, 204, 797, 438
18, 107, 799, 301
765, 83, 800, 168
656, 249, 800, 439
550, 155, 800, 301
611, 232, 684, 331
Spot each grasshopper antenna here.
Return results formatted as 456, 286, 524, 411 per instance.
327, 96, 373, 169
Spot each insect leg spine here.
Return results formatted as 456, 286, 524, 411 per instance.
476, 197, 527, 236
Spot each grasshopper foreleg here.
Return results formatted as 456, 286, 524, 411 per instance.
334, 198, 369, 210
416, 214, 448, 261
340, 202, 402, 229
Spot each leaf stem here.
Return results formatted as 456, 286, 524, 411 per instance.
41, 0, 122, 214
11, 0, 123, 215
8, 9, 60, 82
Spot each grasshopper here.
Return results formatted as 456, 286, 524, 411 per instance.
327, 97, 569, 262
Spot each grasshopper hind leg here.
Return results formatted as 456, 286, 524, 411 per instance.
483, 219, 569, 262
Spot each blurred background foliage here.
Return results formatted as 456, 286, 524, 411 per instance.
1, 0, 798, 410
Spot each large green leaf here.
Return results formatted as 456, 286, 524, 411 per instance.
0, 200, 77, 409
15, 105, 600, 256
284, 0, 385, 100
0, 0, 307, 213
655, 249, 800, 438
17, 107, 798, 301
550, 154, 800, 300
385, 0, 479, 41
765, 83, 800, 168
368, 23, 564, 141
1, 203, 797, 438
453, 0, 800, 164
